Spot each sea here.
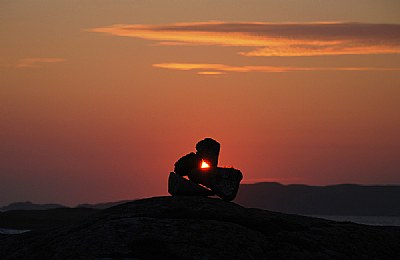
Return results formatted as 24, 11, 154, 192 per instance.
308, 215, 400, 226
0, 228, 30, 235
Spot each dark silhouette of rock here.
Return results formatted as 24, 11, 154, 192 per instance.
170, 138, 242, 201
189, 167, 243, 201
174, 152, 201, 176
211, 168, 243, 201
0, 208, 99, 230
195, 138, 220, 167
1, 196, 400, 259
168, 172, 214, 196
188, 168, 216, 187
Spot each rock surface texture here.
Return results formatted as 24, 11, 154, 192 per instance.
1, 196, 400, 259
168, 172, 215, 196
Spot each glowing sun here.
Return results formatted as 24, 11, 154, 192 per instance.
201, 160, 210, 169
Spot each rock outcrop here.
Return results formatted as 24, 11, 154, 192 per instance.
1, 196, 400, 259
170, 138, 243, 201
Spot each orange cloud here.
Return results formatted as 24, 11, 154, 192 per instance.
153, 63, 400, 74
197, 71, 225, 75
15, 58, 65, 68
89, 22, 400, 56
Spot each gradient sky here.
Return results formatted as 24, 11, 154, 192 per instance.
1, 0, 400, 206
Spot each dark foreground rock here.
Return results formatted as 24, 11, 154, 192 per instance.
168, 172, 215, 196
0, 208, 99, 230
1, 196, 400, 259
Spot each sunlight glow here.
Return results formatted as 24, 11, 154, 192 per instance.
201, 160, 210, 169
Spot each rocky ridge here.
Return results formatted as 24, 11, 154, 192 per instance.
1, 196, 400, 259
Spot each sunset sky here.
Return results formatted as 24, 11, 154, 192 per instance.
1, 0, 400, 206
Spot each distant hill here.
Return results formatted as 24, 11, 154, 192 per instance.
0, 201, 66, 212
76, 200, 134, 210
1, 200, 134, 212
235, 182, 400, 216
1, 196, 399, 259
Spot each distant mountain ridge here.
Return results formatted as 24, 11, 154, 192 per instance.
76, 200, 134, 209
0, 201, 66, 212
0, 200, 133, 212
235, 182, 400, 216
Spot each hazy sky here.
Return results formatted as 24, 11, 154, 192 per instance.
1, 0, 400, 206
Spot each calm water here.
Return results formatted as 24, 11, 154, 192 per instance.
309, 215, 400, 226
0, 228, 30, 235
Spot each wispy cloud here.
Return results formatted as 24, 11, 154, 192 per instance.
197, 71, 226, 75
89, 21, 400, 56
15, 58, 65, 68
153, 63, 400, 74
